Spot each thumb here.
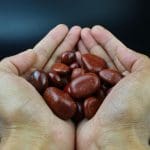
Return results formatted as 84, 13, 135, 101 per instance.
0, 49, 36, 75
117, 47, 150, 72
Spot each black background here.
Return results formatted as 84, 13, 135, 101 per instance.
0, 0, 150, 59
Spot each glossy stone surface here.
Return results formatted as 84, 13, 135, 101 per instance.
69, 73, 100, 99
51, 63, 70, 75
28, 70, 49, 93
48, 71, 65, 87
70, 62, 79, 70
72, 102, 84, 124
71, 68, 85, 80
61, 51, 76, 65
99, 69, 122, 85
82, 54, 107, 73
84, 97, 101, 119
44, 87, 77, 120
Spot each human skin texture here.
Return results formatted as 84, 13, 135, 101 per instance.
0, 24, 81, 150
77, 26, 150, 150
0, 24, 150, 150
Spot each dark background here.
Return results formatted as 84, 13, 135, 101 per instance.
0, 0, 150, 59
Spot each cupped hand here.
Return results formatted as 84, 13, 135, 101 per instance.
77, 26, 150, 150
0, 24, 81, 150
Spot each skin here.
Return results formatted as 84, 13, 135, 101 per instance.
77, 26, 150, 150
0, 24, 150, 150
0, 24, 81, 150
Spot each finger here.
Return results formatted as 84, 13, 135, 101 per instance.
78, 40, 89, 54
91, 25, 128, 73
81, 28, 97, 50
44, 26, 81, 72
81, 28, 117, 70
33, 24, 68, 69
117, 47, 150, 72
91, 45, 118, 70
0, 49, 36, 75
91, 25, 149, 73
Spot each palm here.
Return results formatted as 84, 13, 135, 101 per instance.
77, 26, 150, 150
0, 71, 75, 149
0, 24, 81, 150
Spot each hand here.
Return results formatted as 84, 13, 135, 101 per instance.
0, 24, 81, 150
77, 26, 150, 150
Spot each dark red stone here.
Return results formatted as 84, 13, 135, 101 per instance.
82, 54, 107, 73
84, 97, 101, 119
44, 87, 77, 120
69, 73, 100, 99
28, 70, 49, 93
